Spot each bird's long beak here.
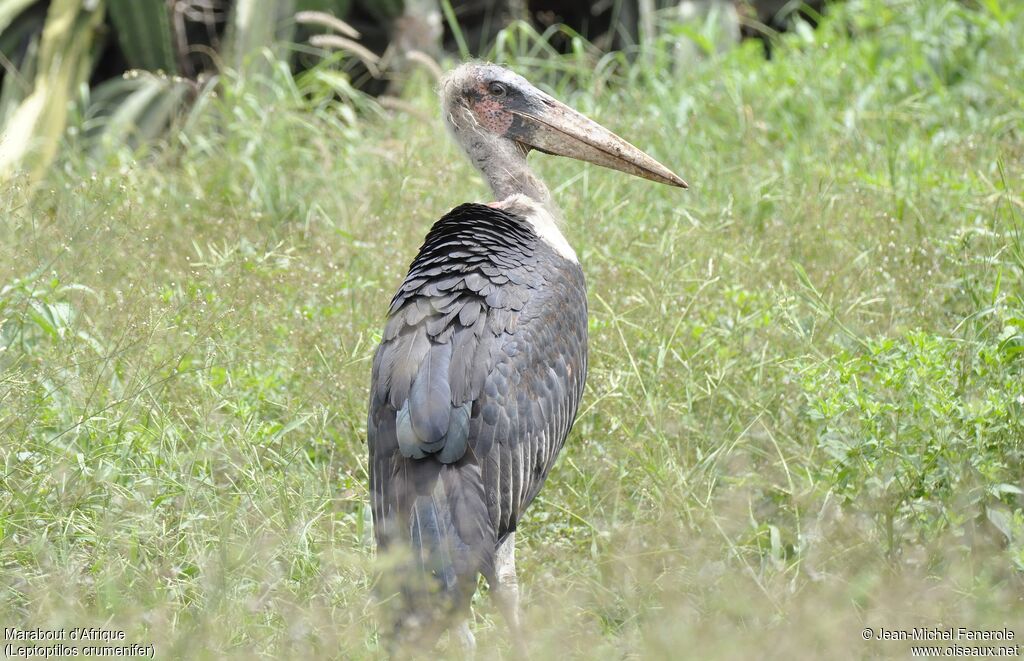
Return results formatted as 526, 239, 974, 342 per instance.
509, 97, 688, 188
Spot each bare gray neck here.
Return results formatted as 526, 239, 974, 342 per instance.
462, 132, 552, 208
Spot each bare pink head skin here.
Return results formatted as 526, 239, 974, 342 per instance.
440, 62, 687, 209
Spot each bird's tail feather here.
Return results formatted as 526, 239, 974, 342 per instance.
410, 485, 460, 594
392, 463, 492, 646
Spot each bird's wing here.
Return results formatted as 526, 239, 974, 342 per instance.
473, 262, 587, 538
368, 203, 586, 546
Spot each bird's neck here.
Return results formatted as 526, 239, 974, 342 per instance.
458, 131, 577, 262
465, 133, 553, 211
494, 193, 577, 263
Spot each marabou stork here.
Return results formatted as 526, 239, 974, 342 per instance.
368, 62, 686, 652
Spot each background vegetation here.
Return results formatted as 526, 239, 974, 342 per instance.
1, 0, 1023, 658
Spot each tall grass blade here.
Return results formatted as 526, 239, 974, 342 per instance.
440, 0, 470, 60
225, 0, 294, 73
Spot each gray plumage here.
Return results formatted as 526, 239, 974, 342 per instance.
368, 203, 587, 644
370, 202, 586, 533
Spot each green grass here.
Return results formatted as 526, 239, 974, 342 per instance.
2, 0, 1023, 658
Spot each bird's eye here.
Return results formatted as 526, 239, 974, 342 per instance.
488, 82, 507, 97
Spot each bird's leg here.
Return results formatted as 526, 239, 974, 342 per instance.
490, 532, 528, 657
453, 618, 476, 660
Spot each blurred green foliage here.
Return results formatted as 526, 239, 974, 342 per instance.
0, 0, 359, 190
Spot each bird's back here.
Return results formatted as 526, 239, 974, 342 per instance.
368, 202, 587, 632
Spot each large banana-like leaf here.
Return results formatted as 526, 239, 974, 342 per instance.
107, 0, 177, 73
0, 0, 45, 59
0, 3, 45, 126
0, 0, 38, 35
83, 72, 191, 153
0, 0, 105, 187
0, 32, 38, 126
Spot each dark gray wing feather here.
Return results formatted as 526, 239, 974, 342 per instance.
369, 202, 587, 555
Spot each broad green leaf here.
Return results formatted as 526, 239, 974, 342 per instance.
0, 0, 105, 187
107, 0, 177, 73
0, 0, 37, 35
